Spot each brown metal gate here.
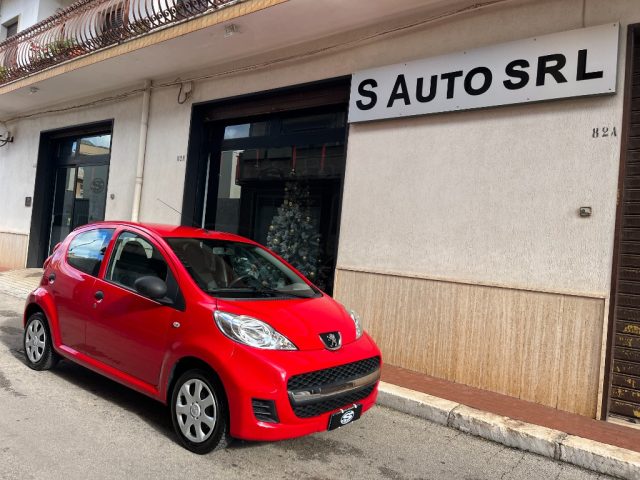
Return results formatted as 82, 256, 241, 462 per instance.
607, 25, 640, 423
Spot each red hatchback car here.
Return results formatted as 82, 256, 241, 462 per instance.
23, 222, 381, 453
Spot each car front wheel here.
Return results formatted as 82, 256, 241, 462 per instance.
170, 369, 229, 454
23, 312, 58, 370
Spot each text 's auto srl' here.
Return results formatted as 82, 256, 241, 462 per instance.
348, 23, 617, 122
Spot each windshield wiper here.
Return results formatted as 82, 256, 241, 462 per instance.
249, 285, 314, 298
207, 285, 313, 298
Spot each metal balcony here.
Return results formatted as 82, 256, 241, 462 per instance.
0, 0, 241, 86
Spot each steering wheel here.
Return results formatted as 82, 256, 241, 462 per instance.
228, 274, 253, 288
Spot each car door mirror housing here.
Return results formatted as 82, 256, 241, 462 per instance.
134, 276, 168, 301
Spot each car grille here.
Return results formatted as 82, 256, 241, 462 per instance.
287, 356, 380, 391
287, 356, 380, 418
291, 385, 376, 418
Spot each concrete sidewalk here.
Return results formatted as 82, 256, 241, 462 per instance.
0, 268, 42, 299
1, 268, 638, 479
377, 382, 640, 479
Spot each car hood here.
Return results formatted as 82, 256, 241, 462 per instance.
215, 294, 357, 351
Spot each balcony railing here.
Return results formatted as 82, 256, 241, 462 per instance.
0, 0, 241, 86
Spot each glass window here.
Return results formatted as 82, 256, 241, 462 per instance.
222, 142, 345, 193
78, 134, 111, 156
214, 150, 243, 234
66, 228, 115, 276
223, 121, 268, 140
166, 238, 318, 299
72, 165, 109, 225
4, 19, 18, 40
280, 112, 345, 134
106, 232, 169, 290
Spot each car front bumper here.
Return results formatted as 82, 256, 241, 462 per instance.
220, 333, 382, 441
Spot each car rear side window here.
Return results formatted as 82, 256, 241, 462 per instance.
66, 228, 115, 276
105, 231, 169, 290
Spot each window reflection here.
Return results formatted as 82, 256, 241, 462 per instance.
78, 134, 111, 156
224, 122, 268, 140
231, 143, 345, 182
280, 112, 345, 134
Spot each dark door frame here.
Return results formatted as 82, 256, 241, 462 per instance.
601, 23, 639, 420
27, 120, 113, 268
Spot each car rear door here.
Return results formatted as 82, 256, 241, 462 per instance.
49, 227, 115, 351
86, 229, 184, 387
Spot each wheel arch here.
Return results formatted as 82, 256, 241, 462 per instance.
24, 292, 62, 348
24, 302, 45, 326
166, 356, 229, 407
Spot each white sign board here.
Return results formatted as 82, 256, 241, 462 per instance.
349, 23, 619, 123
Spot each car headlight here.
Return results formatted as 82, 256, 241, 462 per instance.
349, 310, 363, 339
214, 311, 297, 350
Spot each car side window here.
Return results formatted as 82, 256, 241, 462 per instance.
105, 231, 169, 290
66, 228, 115, 276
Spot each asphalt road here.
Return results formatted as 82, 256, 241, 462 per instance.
0, 292, 613, 480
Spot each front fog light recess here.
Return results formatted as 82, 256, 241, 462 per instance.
214, 311, 297, 350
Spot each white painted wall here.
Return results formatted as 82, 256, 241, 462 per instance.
138, 86, 190, 226
0, 93, 143, 236
0, 0, 72, 34
36, 0, 75, 22
0, 0, 38, 33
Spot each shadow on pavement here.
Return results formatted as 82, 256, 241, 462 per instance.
0, 310, 175, 443
51, 361, 176, 441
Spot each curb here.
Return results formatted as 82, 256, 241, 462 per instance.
377, 382, 640, 480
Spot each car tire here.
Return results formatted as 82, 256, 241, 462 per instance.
170, 369, 230, 454
23, 312, 58, 371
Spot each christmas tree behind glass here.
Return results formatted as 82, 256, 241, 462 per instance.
266, 181, 322, 286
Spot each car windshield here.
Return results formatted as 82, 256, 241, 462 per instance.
165, 237, 319, 299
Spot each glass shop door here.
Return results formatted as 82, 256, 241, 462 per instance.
47, 133, 111, 254
203, 108, 347, 294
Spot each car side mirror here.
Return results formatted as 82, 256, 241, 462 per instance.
134, 276, 168, 301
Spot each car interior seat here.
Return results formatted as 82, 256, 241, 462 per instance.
113, 240, 156, 288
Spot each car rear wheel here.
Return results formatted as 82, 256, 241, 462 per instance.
170, 369, 229, 454
23, 312, 58, 371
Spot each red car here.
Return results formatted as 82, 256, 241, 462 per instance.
22, 222, 381, 453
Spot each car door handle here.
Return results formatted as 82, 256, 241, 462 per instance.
94, 290, 104, 301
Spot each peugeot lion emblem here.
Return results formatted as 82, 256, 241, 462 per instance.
320, 331, 342, 350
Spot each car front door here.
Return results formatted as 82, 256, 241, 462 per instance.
86, 229, 183, 387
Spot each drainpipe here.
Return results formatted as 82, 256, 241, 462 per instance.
131, 79, 151, 222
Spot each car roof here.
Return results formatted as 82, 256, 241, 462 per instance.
80, 221, 258, 244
